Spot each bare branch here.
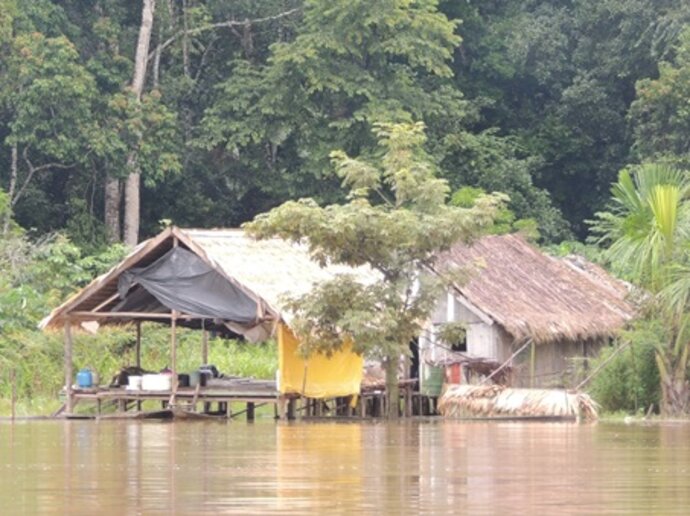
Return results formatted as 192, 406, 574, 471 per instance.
148, 8, 300, 61
193, 36, 219, 83
12, 146, 76, 206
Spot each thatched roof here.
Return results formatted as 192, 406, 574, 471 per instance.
40, 227, 377, 337
436, 234, 635, 344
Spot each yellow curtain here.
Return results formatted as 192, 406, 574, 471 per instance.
277, 323, 363, 398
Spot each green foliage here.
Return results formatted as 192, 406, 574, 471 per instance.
0, 325, 277, 416
591, 163, 690, 288
246, 123, 503, 361
436, 322, 467, 347
0, 30, 97, 195
198, 0, 465, 206
450, 185, 540, 241
588, 324, 661, 414
591, 161, 690, 415
0, 232, 127, 333
631, 27, 690, 164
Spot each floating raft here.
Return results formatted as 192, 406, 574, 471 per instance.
438, 384, 598, 421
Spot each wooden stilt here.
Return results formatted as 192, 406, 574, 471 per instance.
135, 321, 142, 368
169, 310, 178, 407
247, 402, 255, 421
277, 395, 287, 420
202, 322, 208, 365
64, 321, 74, 415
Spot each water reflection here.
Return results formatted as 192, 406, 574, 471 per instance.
2, 420, 690, 514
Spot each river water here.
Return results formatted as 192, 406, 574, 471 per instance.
1, 419, 689, 514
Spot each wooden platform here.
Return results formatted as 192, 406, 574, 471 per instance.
64, 377, 437, 420
67, 377, 281, 420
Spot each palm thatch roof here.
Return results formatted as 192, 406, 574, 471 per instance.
436, 234, 635, 344
40, 227, 377, 339
438, 384, 598, 421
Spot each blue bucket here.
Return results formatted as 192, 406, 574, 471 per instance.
76, 369, 93, 388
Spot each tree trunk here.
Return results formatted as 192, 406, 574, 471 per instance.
660, 375, 690, 417
104, 175, 121, 243
123, 164, 140, 247
385, 354, 400, 419
123, 0, 156, 247
3, 144, 17, 235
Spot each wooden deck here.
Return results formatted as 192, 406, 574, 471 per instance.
68, 377, 281, 420
64, 377, 437, 420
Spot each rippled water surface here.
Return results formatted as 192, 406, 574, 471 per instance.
2, 419, 690, 514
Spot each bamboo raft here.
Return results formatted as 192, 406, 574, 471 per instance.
438, 384, 598, 421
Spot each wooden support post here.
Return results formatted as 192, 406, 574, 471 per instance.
287, 398, 296, 419
359, 396, 366, 418
64, 321, 74, 415
404, 386, 412, 417
277, 395, 287, 420
135, 321, 142, 368
169, 310, 178, 407
530, 339, 536, 388
202, 321, 208, 365
247, 402, 255, 421
171, 310, 178, 377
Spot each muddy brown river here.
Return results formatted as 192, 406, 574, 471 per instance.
1, 419, 689, 514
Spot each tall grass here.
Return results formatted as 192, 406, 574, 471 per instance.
0, 324, 277, 416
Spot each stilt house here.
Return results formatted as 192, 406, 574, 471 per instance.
420, 234, 636, 388
40, 227, 373, 414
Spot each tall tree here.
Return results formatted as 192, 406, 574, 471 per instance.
0, 30, 97, 234
199, 0, 464, 208
630, 27, 690, 165
245, 122, 503, 418
122, 0, 156, 246
592, 163, 690, 415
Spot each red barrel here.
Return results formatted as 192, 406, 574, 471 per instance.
445, 363, 463, 384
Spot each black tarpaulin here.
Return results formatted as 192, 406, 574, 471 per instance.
117, 247, 260, 324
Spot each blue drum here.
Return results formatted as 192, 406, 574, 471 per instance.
76, 368, 93, 388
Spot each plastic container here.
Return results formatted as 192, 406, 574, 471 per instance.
127, 375, 143, 391
76, 369, 93, 388
141, 374, 172, 391
420, 364, 443, 397
445, 363, 463, 384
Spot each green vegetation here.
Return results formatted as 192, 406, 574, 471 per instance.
0, 222, 275, 416
587, 323, 661, 414
246, 122, 503, 418
2, 0, 690, 416
0, 324, 277, 417
591, 163, 690, 416
1, 0, 687, 244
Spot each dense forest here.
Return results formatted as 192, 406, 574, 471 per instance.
1, 0, 688, 247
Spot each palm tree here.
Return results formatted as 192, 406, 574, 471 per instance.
592, 162, 690, 416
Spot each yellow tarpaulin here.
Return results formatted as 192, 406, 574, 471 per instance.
277, 323, 363, 398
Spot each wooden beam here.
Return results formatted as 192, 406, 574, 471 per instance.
64, 320, 74, 415
92, 292, 121, 312
68, 311, 197, 320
